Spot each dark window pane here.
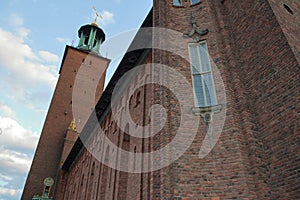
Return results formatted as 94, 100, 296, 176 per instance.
193, 75, 205, 107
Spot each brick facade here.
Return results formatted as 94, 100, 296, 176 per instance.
23, 0, 299, 199
22, 46, 109, 199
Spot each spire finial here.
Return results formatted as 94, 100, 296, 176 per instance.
92, 6, 103, 27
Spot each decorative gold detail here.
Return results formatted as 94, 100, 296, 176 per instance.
68, 119, 77, 131
91, 21, 98, 27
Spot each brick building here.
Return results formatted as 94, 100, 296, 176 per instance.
23, 0, 299, 199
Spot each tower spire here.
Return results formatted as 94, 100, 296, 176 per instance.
77, 7, 106, 54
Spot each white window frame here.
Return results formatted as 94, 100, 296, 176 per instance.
188, 41, 218, 107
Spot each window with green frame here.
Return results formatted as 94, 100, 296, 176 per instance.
188, 41, 217, 107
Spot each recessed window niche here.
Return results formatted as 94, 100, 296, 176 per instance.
283, 3, 294, 15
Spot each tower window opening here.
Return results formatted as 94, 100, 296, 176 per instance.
81, 175, 84, 186
84, 36, 89, 45
188, 41, 218, 107
134, 91, 141, 108
173, 0, 182, 6
91, 162, 95, 176
109, 168, 113, 188
134, 146, 137, 171
93, 40, 97, 48
283, 4, 294, 15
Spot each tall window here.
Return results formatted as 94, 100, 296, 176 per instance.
191, 0, 200, 5
189, 41, 217, 107
173, 0, 182, 6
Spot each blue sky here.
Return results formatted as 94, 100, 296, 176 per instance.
0, 0, 152, 199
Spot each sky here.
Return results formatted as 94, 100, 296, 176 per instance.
0, 0, 152, 199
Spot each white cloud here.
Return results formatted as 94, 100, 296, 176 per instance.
0, 174, 12, 182
0, 27, 58, 87
0, 116, 37, 200
0, 148, 32, 173
0, 188, 20, 197
0, 27, 58, 110
0, 145, 36, 200
99, 10, 115, 25
0, 28, 37, 62
38, 50, 59, 63
0, 103, 16, 118
0, 116, 39, 151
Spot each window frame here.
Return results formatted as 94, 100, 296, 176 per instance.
188, 41, 218, 107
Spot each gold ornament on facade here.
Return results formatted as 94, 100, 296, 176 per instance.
68, 119, 77, 131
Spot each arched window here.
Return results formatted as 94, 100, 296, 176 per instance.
134, 91, 141, 108
91, 162, 95, 176
81, 174, 84, 186
118, 123, 130, 199
283, 4, 294, 15
100, 146, 110, 199
133, 146, 137, 171
86, 162, 95, 200
124, 124, 130, 142
129, 95, 134, 107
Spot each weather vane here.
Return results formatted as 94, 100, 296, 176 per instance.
93, 6, 103, 23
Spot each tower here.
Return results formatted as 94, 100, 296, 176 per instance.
77, 22, 105, 53
22, 20, 110, 199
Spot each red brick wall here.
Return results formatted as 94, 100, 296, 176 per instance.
219, 0, 300, 199
60, 54, 153, 200
150, 0, 300, 199
152, 0, 254, 199
22, 46, 108, 200
56, 0, 299, 199
267, 0, 300, 64
60, 129, 78, 168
